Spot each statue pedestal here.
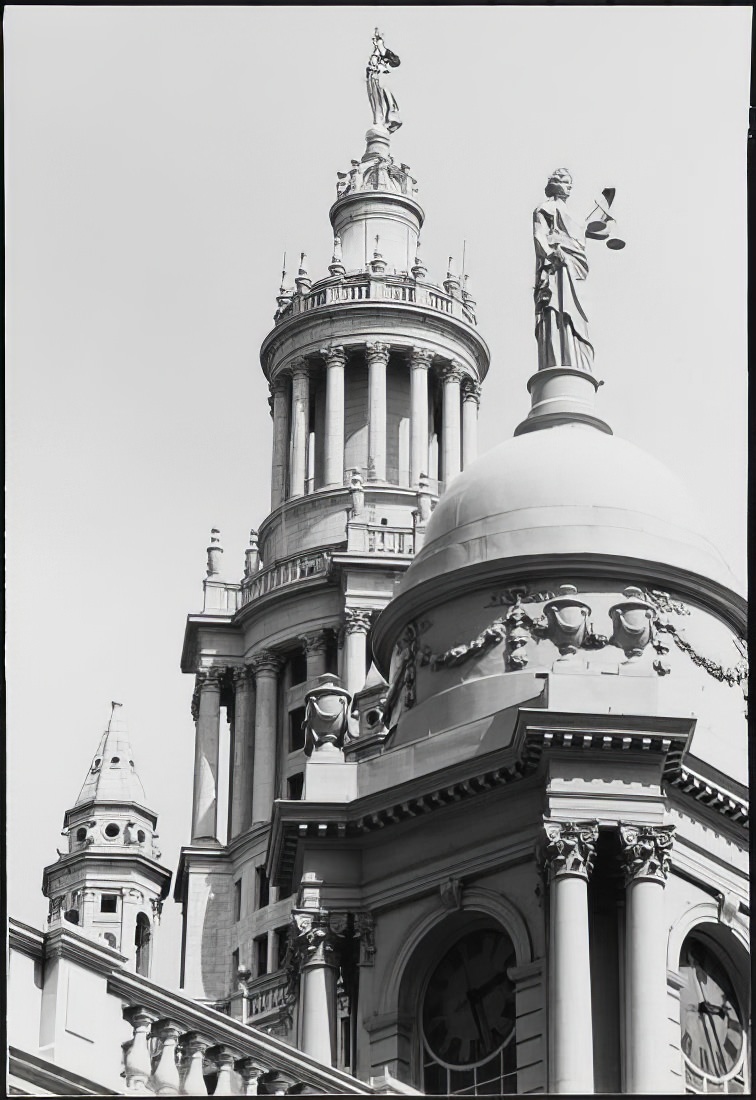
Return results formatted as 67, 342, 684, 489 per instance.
363, 126, 391, 161
515, 367, 612, 436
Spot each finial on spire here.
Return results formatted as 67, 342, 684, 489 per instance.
206, 528, 223, 578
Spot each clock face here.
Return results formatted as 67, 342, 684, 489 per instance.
679, 936, 744, 1080
422, 929, 516, 1067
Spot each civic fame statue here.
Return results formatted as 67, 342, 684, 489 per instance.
533, 169, 594, 374
366, 28, 402, 133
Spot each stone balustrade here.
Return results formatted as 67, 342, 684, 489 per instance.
275, 273, 477, 328
241, 551, 331, 608
367, 525, 414, 556
113, 972, 378, 1096
245, 969, 290, 1024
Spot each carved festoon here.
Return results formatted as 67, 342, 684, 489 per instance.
543, 820, 600, 880
619, 824, 675, 885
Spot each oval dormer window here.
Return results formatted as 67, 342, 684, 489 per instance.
76, 827, 87, 842
91, 757, 102, 773
104, 822, 120, 838
110, 756, 120, 765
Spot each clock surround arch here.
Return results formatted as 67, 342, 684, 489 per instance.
676, 924, 750, 1088
380, 885, 535, 1018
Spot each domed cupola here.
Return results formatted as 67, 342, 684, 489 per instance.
372, 169, 747, 781
42, 703, 171, 976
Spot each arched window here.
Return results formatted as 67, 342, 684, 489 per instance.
679, 927, 749, 1094
135, 913, 151, 977
420, 925, 517, 1095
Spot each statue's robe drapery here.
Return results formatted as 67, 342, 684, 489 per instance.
366, 68, 401, 133
533, 198, 594, 374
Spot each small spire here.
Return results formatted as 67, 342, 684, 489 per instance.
462, 273, 477, 318
370, 234, 387, 275
74, 704, 147, 808
444, 257, 461, 298
411, 237, 427, 281
206, 528, 223, 578
295, 252, 311, 295
244, 529, 260, 577
274, 253, 293, 319
328, 235, 346, 277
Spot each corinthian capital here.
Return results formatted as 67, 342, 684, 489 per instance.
439, 360, 466, 384
409, 346, 434, 370
366, 340, 391, 366
231, 665, 255, 691
300, 630, 328, 656
619, 823, 675, 885
249, 650, 283, 676
543, 819, 599, 881
344, 607, 373, 635
291, 910, 345, 968
269, 375, 288, 397
319, 344, 347, 368
289, 356, 309, 381
462, 378, 482, 405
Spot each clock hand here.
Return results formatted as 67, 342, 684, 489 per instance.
693, 973, 728, 1073
698, 1001, 727, 1019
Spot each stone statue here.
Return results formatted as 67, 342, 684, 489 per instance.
533, 169, 593, 374
366, 29, 401, 133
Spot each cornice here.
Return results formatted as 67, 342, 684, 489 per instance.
8, 918, 45, 960
43, 924, 128, 971
42, 850, 173, 898
64, 799, 159, 828
259, 302, 491, 383
372, 553, 746, 673
173, 843, 231, 901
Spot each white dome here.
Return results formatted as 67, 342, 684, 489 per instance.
401, 423, 740, 598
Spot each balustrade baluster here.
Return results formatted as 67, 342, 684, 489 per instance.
258, 1069, 300, 1096
123, 1006, 158, 1093
151, 1020, 182, 1095
207, 1045, 238, 1096
178, 1032, 210, 1096
236, 1058, 266, 1096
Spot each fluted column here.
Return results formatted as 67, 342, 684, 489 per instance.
290, 359, 310, 498
409, 346, 433, 487
190, 669, 223, 843
301, 631, 328, 680
343, 608, 372, 701
620, 823, 675, 1094
229, 667, 255, 839
461, 378, 481, 469
269, 377, 289, 509
544, 819, 598, 1094
322, 344, 346, 487
292, 911, 346, 1066
366, 341, 390, 481
250, 652, 282, 824
440, 362, 464, 484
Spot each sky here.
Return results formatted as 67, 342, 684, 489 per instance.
5, 5, 749, 989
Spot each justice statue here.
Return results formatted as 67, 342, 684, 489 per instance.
534, 169, 624, 375
366, 28, 402, 133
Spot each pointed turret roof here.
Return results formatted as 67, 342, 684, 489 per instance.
75, 703, 148, 807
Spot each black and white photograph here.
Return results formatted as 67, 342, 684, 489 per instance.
5, 6, 750, 1096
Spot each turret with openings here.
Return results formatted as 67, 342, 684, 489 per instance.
42, 703, 171, 977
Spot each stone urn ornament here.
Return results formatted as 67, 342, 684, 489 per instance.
609, 586, 656, 659
303, 675, 351, 757
541, 584, 592, 657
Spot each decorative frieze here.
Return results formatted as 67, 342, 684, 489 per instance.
543, 820, 599, 881
619, 824, 675, 885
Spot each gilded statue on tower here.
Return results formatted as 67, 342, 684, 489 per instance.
533, 170, 625, 375
366, 28, 402, 133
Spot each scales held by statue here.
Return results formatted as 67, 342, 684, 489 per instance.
585, 187, 626, 249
